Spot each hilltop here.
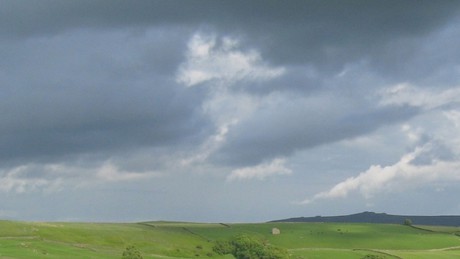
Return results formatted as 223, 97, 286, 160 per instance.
271, 211, 460, 226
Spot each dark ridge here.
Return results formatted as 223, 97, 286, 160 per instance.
270, 211, 460, 226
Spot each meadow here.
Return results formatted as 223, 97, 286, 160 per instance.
0, 220, 460, 258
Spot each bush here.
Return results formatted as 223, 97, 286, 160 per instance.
403, 218, 413, 226
122, 245, 143, 259
213, 240, 234, 255
213, 235, 289, 259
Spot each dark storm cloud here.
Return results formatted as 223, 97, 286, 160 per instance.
1, 1, 459, 166
3, 1, 459, 67
0, 87, 205, 163
0, 81, 207, 164
0, 28, 210, 165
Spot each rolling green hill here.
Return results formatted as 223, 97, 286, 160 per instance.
1, 220, 460, 258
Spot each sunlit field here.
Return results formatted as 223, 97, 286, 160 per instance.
1, 220, 460, 258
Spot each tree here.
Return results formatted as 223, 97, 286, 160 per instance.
403, 218, 413, 226
213, 235, 289, 259
122, 245, 143, 259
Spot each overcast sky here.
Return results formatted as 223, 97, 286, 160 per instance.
2, 1, 460, 222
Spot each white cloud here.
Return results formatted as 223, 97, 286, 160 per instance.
309, 87, 460, 205
180, 84, 263, 167
95, 161, 159, 182
299, 105, 460, 205
379, 83, 460, 109
227, 158, 292, 181
178, 32, 285, 166
443, 110, 460, 156
300, 141, 460, 204
176, 32, 285, 87
0, 161, 160, 193
444, 110, 460, 128
0, 165, 61, 193
180, 119, 237, 166
401, 124, 424, 142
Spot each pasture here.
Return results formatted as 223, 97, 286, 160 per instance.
0, 220, 460, 258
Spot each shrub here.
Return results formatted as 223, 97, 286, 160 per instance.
122, 245, 143, 259
213, 235, 289, 259
213, 240, 234, 255
403, 218, 413, 226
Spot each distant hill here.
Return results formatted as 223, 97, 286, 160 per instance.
271, 211, 460, 226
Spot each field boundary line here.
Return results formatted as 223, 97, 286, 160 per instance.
427, 245, 460, 251
409, 225, 437, 232
219, 223, 231, 228
289, 248, 352, 251
0, 236, 39, 240
181, 227, 211, 242
354, 248, 403, 259
137, 222, 157, 228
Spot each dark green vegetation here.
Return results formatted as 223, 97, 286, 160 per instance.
273, 211, 460, 227
122, 245, 143, 259
213, 235, 289, 258
1, 220, 460, 258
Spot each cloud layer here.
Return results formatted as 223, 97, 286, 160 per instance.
1, 1, 460, 222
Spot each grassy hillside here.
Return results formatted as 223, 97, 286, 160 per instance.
1, 220, 460, 258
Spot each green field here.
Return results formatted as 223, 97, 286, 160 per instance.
1, 220, 460, 258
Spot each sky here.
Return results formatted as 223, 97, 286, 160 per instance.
1, 1, 460, 223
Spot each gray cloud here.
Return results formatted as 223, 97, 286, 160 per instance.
0, 28, 211, 165
1, 1, 460, 222
215, 96, 418, 166
3, 1, 459, 68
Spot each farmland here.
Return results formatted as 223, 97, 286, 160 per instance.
0, 220, 460, 258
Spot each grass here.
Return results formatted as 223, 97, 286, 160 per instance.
1, 220, 460, 258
